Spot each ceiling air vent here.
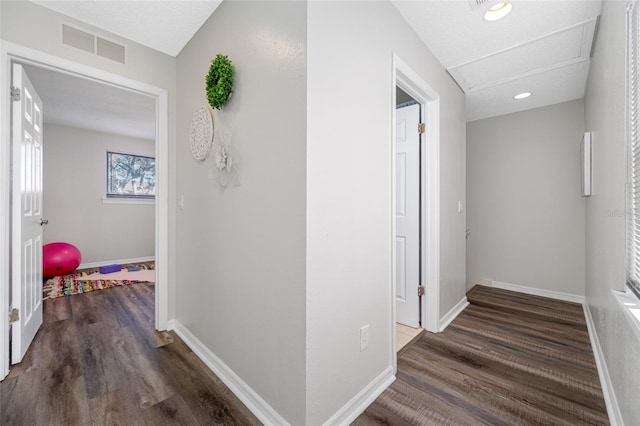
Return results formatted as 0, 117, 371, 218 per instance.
97, 38, 126, 64
468, 0, 491, 10
62, 24, 95, 54
62, 24, 126, 64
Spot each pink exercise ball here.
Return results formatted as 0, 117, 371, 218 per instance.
43, 242, 82, 277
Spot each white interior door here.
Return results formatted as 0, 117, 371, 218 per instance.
395, 103, 420, 328
11, 63, 44, 364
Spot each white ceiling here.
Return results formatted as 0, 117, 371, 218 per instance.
23, 64, 157, 140
32, 0, 222, 57
392, 0, 603, 121
25, 1, 604, 131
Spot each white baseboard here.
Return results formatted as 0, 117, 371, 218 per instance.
481, 280, 585, 304
168, 320, 289, 425
583, 303, 622, 426
78, 256, 155, 270
323, 366, 395, 426
438, 296, 469, 332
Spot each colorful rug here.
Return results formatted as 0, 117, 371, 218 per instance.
43, 262, 154, 300
76, 269, 155, 283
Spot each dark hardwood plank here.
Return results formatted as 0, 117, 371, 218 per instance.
1, 282, 259, 425
88, 387, 144, 426
43, 296, 72, 323
155, 338, 261, 425
356, 285, 609, 426
142, 394, 200, 425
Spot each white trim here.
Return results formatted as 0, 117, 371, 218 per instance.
155, 86, 169, 331
438, 296, 469, 332
583, 302, 623, 426
169, 320, 290, 426
392, 53, 441, 340
78, 256, 155, 270
322, 366, 395, 426
482, 280, 585, 304
613, 288, 640, 342
0, 42, 10, 380
0, 40, 170, 378
102, 197, 155, 205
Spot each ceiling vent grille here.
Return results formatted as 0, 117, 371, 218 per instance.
62, 24, 126, 64
97, 38, 126, 64
468, 0, 492, 10
62, 24, 94, 54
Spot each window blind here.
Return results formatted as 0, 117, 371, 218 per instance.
628, 0, 640, 298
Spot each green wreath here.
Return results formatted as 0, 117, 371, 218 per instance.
206, 54, 235, 110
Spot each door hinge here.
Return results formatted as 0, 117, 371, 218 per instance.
10, 86, 20, 102
418, 285, 425, 297
8, 308, 19, 323
418, 122, 425, 134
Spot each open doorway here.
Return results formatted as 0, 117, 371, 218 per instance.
392, 54, 441, 361
24, 64, 157, 273
1, 45, 169, 378
395, 86, 422, 351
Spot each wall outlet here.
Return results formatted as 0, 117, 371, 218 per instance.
360, 325, 370, 351
179, 195, 185, 210
458, 201, 464, 213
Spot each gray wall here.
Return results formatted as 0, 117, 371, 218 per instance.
175, 2, 306, 423
466, 100, 586, 297
43, 124, 155, 264
584, 1, 640, 423
307, 2, 466, 423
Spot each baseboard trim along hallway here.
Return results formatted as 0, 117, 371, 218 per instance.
168, 320, 289, 425
481, 280, 585, 304
438, 296, 469, 332
583, 303, 623, 425
322, 366, 395, 426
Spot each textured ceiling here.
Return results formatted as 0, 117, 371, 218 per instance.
23, 64, 156, 140
32, 0, 222, 56
26, 0, 604, 126
392, 0, 603, 122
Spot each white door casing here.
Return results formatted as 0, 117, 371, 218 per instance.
11, 63, 44, 364
1, 43, 169, 380
395, 103, 420, 328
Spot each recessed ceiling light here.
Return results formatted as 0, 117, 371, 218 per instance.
484, 2, 512, 21
513, 92, 532, 100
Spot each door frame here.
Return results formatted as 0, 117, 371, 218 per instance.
391, 53, 440, 359
0, 41, 170, 379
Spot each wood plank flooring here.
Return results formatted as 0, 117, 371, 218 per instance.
355, 286, 610, 426
0, 283, 260, 426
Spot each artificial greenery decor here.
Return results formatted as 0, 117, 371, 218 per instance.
206, 54, 235, 110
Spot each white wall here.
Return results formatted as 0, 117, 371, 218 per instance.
466, 100, 586, 297
584, 1, 640, 423
0, 0, 177, 314
307, 2, 466, 423
43, 124, 154, 264
175, 2, 306, 424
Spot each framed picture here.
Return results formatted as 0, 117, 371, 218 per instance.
581, 132, 592, 197
106, 151, 156, 198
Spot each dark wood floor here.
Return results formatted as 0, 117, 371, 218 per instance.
0, 283, 260, 425
2, 284, 611, 425
355, 286, 610, 426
